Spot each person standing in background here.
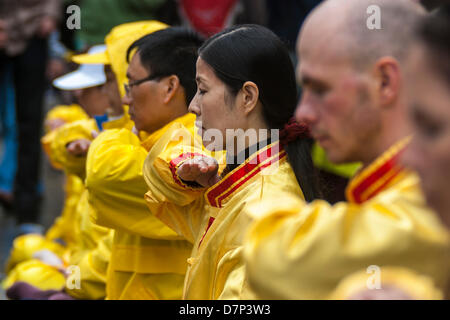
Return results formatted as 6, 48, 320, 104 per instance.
0, 61, 16, 210
0, 0, 61, 235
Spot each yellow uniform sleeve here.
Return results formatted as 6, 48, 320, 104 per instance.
44, 104, 88, 130
243, 173, 450, 299
143, 123, 216, 244
102, 110, 134, 131
67, 190, 111, 266
48, 119, 98, 179
65, 230, 114, 300
85, 128, 181, 240
45, 174, 85, 248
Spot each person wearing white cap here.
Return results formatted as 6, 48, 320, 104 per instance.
49, 44, 120, 160
53, 45, 111, 120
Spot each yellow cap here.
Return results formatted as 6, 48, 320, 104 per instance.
73, 20, 169, 97
4, 234, 66, 274
72, 51, 110, 65
2, 259, 66, 291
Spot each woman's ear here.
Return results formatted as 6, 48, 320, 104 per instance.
240, 81, 259, 115
162, 75, 180, 104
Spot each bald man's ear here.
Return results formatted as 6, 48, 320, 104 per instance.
374, 57, 401, 107
162, 75, 181, 104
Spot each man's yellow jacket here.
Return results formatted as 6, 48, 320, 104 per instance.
243, 138, 450, 299
85, 113, 196, 300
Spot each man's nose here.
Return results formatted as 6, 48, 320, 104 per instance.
295, 95, 318, 125
122, 92, 132, 106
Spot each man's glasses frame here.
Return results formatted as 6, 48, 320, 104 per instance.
123, 73, 164, 96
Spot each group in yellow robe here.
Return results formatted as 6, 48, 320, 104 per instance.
3, 104, 89, 292
3, 103, 116, 298
243, 138, 450, 299
143, 121, 305, 299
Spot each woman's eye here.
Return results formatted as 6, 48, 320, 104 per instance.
198, 89, 207, 95
311, 85, 327, 97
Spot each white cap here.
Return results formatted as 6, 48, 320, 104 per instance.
53, 45, 107, 90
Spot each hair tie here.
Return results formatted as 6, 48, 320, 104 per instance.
279, 117, 310, 146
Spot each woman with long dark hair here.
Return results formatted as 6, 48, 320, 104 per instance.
143, 24, 321, 299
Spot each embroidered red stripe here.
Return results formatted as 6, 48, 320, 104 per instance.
362, 165, 403, 203
216, 151, 286, 207
349, 151, 403, 204
198, 216, 215, 248
206, 142, 284, 207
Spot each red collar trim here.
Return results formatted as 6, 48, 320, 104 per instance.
346, 138, 410, 204
205, 141, 286, 208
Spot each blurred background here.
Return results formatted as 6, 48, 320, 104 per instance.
0, 0, 441, 299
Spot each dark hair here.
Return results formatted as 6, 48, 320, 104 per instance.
127, 27, 204, 105
418, 4, 450, 84
199, 24, 321, 201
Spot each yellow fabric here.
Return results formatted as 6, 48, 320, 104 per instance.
86, 113, 196, 300
5, 234, 66, 274
67, 190, 111, 266
45, 174, 85, 248
4, 112, 129, 299
48, 119, 98, 179
143, 121, 219, 244
46, 115, 133, 180
47, 189, 113, 300
41, 106, 90, 248
143, 126, 303, 299
87, 113, 195, 239
328, 266, 443, 300
312, 142, 361, 178
73, 20, 169, 98
44, 104, 88, 133
243, 141, 450, 300
2, 260, 66, 292
4, 177, 111, 300
65, 230, 114, 300
72, 51, 110, 65
102, 106, 134, 131
42, 105, 89, 169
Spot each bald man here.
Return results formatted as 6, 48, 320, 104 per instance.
243, 0, 450, 300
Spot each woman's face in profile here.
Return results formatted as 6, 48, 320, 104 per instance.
189, 57, 243, 151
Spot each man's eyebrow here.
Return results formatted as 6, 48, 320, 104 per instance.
300, 74, 327, 88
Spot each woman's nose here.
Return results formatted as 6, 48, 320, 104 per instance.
188, 94, 200, 115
